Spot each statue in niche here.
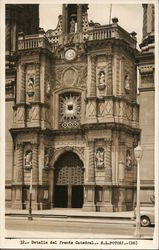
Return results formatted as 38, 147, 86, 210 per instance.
70, 18, 75, 33
27, 77, 34, 97
125, 74, 131, 92
25, 150, 32, 169
98, 71, 106, 90
96, 148, 104, 168
44, 148, 50, 169
126, 149, 132, 169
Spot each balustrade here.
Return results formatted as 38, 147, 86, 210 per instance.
18, 35, 52, 52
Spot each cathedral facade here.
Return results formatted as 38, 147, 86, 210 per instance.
6, 4, 142, 211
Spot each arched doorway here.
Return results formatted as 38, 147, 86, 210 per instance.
54, 151, 84, 208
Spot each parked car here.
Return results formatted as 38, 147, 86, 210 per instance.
134, 206, 154, 227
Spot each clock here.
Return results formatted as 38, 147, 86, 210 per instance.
65, 49, 76, 61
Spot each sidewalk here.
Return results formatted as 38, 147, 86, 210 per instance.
5, 208, 134, 219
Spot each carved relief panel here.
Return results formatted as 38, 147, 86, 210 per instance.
54, 63, 87, 89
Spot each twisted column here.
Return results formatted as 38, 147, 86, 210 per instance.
105, 139, 112, 182
20, 64, 26, 103
107, 54, 113, 95
88, 140, 95, 182
90, 55, 96, 97
32, 143, 39, 184
35, 63, 40, 102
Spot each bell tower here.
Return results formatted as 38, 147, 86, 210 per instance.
62, 4, 88, 34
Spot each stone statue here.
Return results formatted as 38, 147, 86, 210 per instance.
44, 149, 49, 168
125, 74, 130, 91
70, 18, 75, 33
99, 71, 105, 85
96, 149, 104, 168
98, 71, 106, 90
25, 151, 32, 169
28, 78, 34, 89
27, 77, 34, 96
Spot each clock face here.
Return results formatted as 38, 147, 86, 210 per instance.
65, 49, 76, 61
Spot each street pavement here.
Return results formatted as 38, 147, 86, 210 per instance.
5, 217, 154, 239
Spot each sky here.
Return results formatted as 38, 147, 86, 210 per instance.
39, 4, 143, 47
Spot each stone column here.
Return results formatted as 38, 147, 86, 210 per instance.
105, 139, 112, 183
12, 143, 24, 209
16, 143, 24, 183
32, 143, 39, 209
6, 21, 11, 52
35, 63, 40, 102
83, 140, 96, 211
107, 54, 113, 95
99, 139, 113, 212
20, 64, 26, 103
49, 168, 54, 208
90, 55, 96, 97
88, 140, 95, 182
118, 141, 125, 183
77, 5, 82, 32
32, 143, 39, 183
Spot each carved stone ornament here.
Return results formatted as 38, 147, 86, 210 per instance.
27, 77, 34, 97
96, 148, 104, 168
59, 93, 81, 129
126, 149, 132, 169
24, 150, 32, 170
98, 71, 106, 90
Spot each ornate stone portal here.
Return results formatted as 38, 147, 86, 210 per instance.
6, 4, 140, 211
